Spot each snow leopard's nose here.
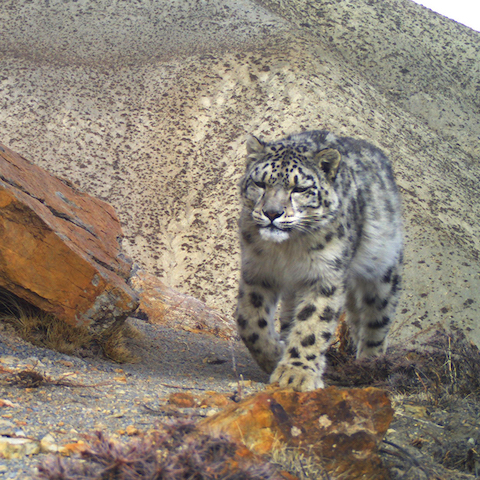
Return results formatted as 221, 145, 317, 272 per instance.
263, 209, 284, 222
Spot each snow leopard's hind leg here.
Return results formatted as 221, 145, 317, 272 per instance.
346, 262, 402, 358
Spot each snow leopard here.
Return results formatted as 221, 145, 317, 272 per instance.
235, 130, 403, 391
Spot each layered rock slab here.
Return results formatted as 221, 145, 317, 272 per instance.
130, 270, 237, 340
0, 143, 138, 333
200, 386, 393, 479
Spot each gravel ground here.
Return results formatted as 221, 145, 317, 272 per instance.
1, 319, 480, 479
0, 318, 268, 479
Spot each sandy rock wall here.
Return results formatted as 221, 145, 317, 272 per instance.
1, 0, 479, 347
258, 0, 480, 160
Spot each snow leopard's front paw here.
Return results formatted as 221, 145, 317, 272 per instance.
270, 362, 325, 392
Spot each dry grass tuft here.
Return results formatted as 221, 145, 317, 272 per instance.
326, 328, 480, 402
100, 322, 141, 364
0, 290, 91, 355
270, 443, 329, 480
37, 422, 284, 480
0, 288, 139, 363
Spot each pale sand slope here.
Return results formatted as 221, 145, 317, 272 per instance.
0, 0, 479, 348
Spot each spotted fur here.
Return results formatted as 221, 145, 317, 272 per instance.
235, 130, 403, 391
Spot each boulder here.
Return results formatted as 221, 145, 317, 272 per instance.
130, 270, 236, 340
0, 143, 138, 333
200, 386, 394, 480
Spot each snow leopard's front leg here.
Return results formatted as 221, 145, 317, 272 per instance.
235, 279, 282, 374
270, 284, 344, 391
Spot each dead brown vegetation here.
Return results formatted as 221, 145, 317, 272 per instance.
37, 423, 284, 480
326, 329, 480, 402
0, 288, 140, 364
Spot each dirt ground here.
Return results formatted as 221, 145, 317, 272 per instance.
1, 315, 480, 479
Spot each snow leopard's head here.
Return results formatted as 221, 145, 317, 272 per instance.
240, 135, 342, 243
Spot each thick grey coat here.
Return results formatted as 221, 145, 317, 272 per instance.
236, 130, 403, 391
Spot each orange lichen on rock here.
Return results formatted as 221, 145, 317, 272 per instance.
200, 386, 394, 479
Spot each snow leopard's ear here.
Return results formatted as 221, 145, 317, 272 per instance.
314, 148, 342, 182
246, 135, 266, 163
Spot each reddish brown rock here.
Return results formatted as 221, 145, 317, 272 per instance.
167, 392, 197, 408
130, 270, 236, 339
0, 143, 138, 333
165, 391, 233, 410
199, 391, 232, 408
200, 386, 394, 480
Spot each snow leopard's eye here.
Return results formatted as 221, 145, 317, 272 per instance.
292, 185, 311, 193
253, 180, 266, 189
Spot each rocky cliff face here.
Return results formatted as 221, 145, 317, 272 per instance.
0, 0, 479, 347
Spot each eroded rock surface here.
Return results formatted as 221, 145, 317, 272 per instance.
130, 270, 236, 339
0, 143, 138, 332
200, 386, 394, 479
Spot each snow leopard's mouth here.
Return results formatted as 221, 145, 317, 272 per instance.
262, 224, 285, 230
259, 225, 290, 243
